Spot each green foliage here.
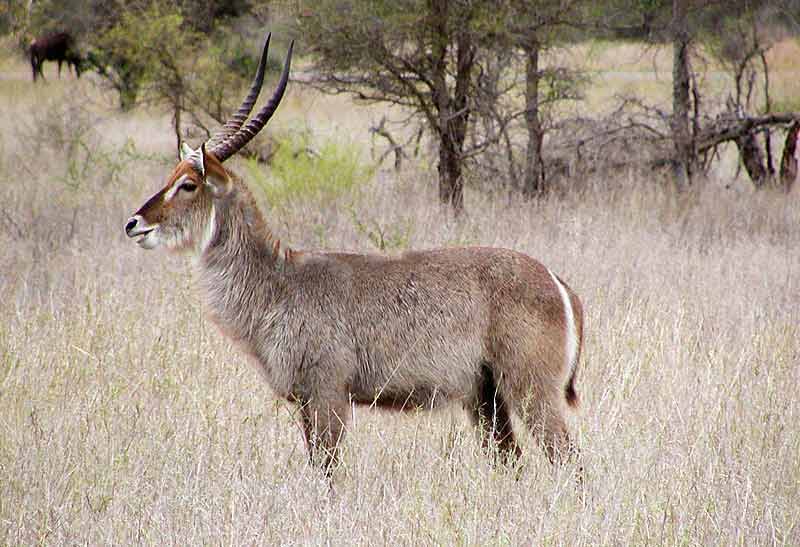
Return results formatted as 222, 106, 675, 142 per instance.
349, 211, 412, 251
207, 29, 260, 81
92, 3, 201, 110
767, 96, 800, 115
84, 2, 269, 143
246, 134, 373, 207
99, 6, 189, 81
25, 0, 254, 39
0, 0, 27, 37
186, 27, 266, 131
178, 0, 253, 33
27, 0, 93, 37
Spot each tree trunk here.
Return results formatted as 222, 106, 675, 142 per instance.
438, 138, 463, 210
671, 0, 693, 190
429, 0, 472, 214
760, 51, 775, 179
736, 131, 767, 188
780, 121, 799, 192
477, 53, 501, 181
172, 97, 182, 154
522, 39, 545, 197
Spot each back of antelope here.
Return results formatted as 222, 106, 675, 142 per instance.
125, 33, 585, 479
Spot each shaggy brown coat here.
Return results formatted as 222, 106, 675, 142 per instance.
126, 148, 584, 476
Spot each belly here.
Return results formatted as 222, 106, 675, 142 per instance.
348, 347, 482, 411
349, 384, 455, 411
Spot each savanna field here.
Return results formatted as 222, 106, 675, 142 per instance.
1, 38, 799, 546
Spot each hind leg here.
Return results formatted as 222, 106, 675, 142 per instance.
530, 402, 584, 488
516, 391, 580, 469
467, 363, 522, 464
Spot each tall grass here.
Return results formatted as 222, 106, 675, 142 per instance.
0, 54, 798, 546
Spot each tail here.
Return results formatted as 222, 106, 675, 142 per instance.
564, 289, 583, 409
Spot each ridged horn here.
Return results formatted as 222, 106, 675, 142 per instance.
205, 33, 272, 151
210, 40, 293, 163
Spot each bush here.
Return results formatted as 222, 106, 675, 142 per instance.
246, 133, 373, 207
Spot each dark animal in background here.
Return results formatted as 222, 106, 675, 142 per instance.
29, 32, 83, 82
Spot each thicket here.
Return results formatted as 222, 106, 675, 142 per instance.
296, 0, 800, 211
5, 1, 278, 144
4, 0, 800, 214
245, 132, 373, 207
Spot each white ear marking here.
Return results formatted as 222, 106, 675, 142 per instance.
180, 144, 205, 178
180, 142, 194, 161
197, 145, 206, 177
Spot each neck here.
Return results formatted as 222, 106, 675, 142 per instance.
194, 183, 290, 342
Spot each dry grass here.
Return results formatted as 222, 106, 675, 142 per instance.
1, 50, 799, 546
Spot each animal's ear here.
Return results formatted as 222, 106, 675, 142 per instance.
201, 143, 231, 198
195, 143, 206, 177
180, 142, 194, 161
180, 142, 206, 178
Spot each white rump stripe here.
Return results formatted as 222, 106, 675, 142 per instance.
548, 268, 578, 379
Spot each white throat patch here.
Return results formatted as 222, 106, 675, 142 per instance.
199, 203, 216, 254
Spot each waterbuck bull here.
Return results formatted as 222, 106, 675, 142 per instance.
29, 32, 83, 82
125, 34, 584, 478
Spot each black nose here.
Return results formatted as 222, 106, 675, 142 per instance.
125, 217, 137, 236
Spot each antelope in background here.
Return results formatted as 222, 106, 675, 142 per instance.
29, 32, 83, 82
125, 34, 584, 479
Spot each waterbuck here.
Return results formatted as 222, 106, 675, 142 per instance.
29, 32, 83, 82
125, 34, 584, 478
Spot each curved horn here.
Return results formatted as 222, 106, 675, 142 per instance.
210, 41, 293, 163
205, 33, 272, 150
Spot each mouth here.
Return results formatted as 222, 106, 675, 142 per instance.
132, 229, 156, 248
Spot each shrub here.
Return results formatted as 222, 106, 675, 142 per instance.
349, 210, 412, 251
246, 132, 373, 207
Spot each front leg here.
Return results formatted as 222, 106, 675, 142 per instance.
299, 393, 350, 479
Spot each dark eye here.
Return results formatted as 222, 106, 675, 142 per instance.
180, 182, 198, 192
